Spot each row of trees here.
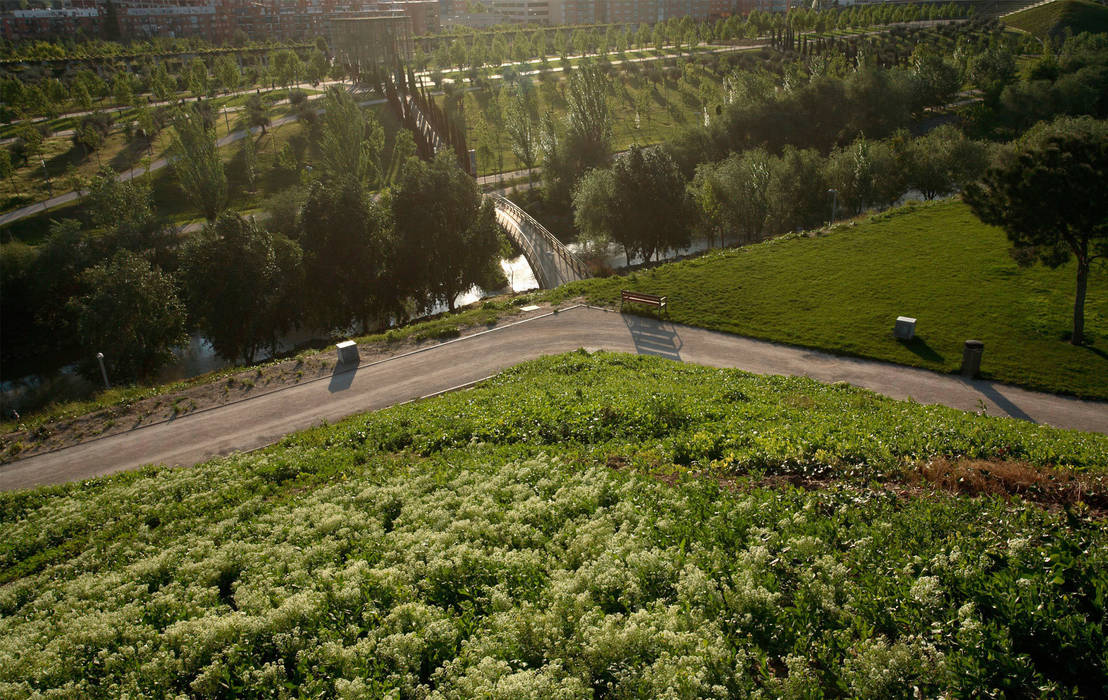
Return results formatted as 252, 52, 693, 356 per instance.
417, 3, 968, 74
1, 44, 331, 122
3, 80, 507, 380
2, 152, 504, 382
572, 125, 991, 266
528, 45, 976, 220
0, 34, 308, 62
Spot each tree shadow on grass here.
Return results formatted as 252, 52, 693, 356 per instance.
1080, 343, 1108, 362
109, 137, 155, 174
899, 336, 944, 364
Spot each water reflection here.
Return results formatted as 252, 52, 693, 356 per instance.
156, 254, 539, 383
567, 236, 718, 270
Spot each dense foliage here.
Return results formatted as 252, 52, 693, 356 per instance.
1, 352, 1105, 697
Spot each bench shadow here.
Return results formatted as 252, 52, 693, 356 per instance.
623, 313, 683, 361
899, 336, 944, 363
960, 377, 1036, 423
328, 363, 356, 393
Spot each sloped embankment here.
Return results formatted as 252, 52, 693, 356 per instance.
2, 352, 1106, 696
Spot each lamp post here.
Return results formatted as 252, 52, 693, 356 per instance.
95, 352, 110, 389
41, 159, 52, 196
827, 188, 838, 225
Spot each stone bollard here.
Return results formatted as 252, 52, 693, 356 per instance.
335, 340, 359, 367
894, 316, 916, 340
961, 340, 984, 378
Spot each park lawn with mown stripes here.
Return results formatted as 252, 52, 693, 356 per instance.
551, 200, 1108, 399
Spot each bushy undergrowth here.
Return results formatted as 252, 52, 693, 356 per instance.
2, 352, 1106, 697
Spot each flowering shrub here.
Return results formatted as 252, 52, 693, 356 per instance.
1, 352, 1105, 696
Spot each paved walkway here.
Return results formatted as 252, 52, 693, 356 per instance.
2, 305, 1104, 492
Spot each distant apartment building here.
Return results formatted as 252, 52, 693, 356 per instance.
0, 0, 104, 40
0, 0, 438, 42
480, 0, 549, 24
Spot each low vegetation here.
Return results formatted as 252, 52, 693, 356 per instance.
549, 200, 1108, 399
1, 352, 1105, 696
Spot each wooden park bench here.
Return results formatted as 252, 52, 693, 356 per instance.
620, 290, 668, 315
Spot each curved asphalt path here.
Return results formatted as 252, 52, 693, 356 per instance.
1, 304, 1105, 491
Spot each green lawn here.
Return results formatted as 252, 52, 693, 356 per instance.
549, 200, 1108, 399
2, 352, 1105, 696
461, 69, 711, 177
1003, 0, 1108, 38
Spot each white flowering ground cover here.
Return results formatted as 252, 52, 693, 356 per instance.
2, 352, 1107, 698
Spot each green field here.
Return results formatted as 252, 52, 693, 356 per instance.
1003, 0, 1108, 38
2, 352, 1105, 696
458, 60, 720, 177
550, 200, 1108, 399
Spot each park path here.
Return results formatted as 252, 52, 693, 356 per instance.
2, 304, 1104, 492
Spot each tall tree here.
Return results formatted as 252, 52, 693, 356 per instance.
543, 65, 613, 207
214, 55, 240, 94
564, 64, 613, 170
83, 169, 177, 269
73, 112, 113, 165
391, 153, 503, 313
504, 82, 539, 184
765, 146, 829, 234
271, 49, 302, 93
692, 148, 772, 248
66, 250, 187, 382
317, 86, 383, 187
244, 93, 270, 135
112, 73, 133, 107
187, 57, 209, 98
964, 117, 1108, 346
181, 214, 303, 362
299, 177, 390, 330
574, 146, 694, 266
170, 104, 227, 221
306, 49, 329, 85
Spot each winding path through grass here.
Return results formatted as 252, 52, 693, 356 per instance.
2, 304, 1104, 492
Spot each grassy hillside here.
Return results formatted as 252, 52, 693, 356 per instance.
2, 352, 1107, 696
1003, 0, 1108, 38
551, 200, 1108, 399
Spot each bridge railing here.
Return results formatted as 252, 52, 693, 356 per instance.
488, 193, 590, 283
493, 205, 550, 288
